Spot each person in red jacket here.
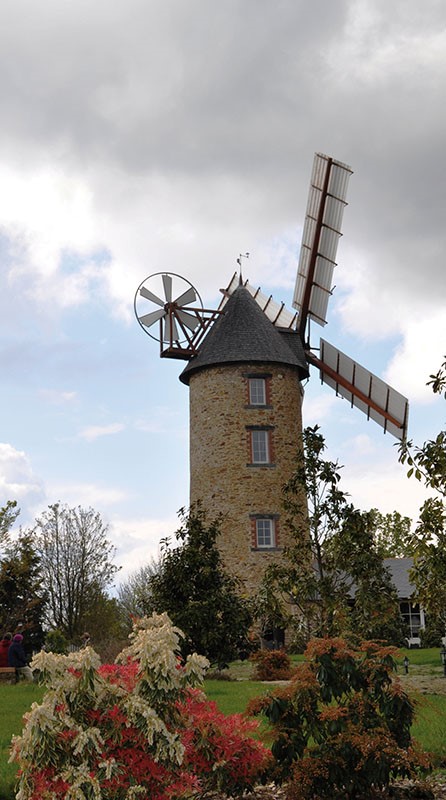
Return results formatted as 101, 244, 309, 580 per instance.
0, 632, 12, 667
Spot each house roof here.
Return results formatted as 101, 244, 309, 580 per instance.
383, 557, 415, 598
346, 557, 415, 600
179, 285, 309, 385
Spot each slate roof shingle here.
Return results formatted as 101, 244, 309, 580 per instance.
383, 557, 415, 598
180, 286, 309, 385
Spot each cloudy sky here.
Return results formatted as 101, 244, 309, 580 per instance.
1, 0, 445, 584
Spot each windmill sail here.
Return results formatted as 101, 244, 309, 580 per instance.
307, 339, 409, 441
220, 273, 298, 329
293, 153, 353, 334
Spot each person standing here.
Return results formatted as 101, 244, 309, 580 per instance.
8, 634, 33, 681
0, 632, 12, 667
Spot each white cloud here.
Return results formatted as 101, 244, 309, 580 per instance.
0, 442, 44, 504
79, 423, 125, 441
108, 514, 179, 583
38, 389, 78, 404
340, 457, 435, 522
0, 165, 102, 275
328, 1, 446, 88
344, 434, 376, 458
383, 310, 446, 404
301, 392, 338, 428
135, 408, 185, 435
42, 481, 129, 511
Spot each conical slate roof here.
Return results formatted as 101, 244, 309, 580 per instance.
179, 286, 309, 385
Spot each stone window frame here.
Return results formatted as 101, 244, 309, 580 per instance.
243, 372, 272, 408
246, 425, 275, 466
250, 514, 280, 551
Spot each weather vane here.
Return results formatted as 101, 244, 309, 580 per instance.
236, 252, 249, 283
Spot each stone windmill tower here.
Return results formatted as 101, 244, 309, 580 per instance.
134, 153, 409, 595
179, 284, 309, 593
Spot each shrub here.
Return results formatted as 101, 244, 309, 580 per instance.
10, 612, 268, 799
249, 637, 429, 799
43, 629, 68, 654
205, 668, 235, 681
420, 615, 445, 648
250, 648, 292, 681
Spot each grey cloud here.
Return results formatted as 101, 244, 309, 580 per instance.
0, 1, 350, 172
0, 0, 445, 310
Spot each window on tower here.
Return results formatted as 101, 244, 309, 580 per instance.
256, 518, 275, 548
250, 515, 279, 550
244, 373, 271, 407
249, 377, 266, 405
251, 429, 269, 463
246, 425, 274, 466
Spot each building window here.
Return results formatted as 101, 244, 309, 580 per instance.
400, 601, 424, 640
246, 426, 274, 466
249, 377, 266, 406
250, 514, 280, 550
256, 518, 275, 548
251, 429, 269, 463
244, 373, 271, 407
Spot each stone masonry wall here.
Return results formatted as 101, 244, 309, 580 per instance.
188, 362, 307, 595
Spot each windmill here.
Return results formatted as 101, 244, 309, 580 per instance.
134, 152, 409, 593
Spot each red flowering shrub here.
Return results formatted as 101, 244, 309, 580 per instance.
181, 689, 268, 796
250, 648, 292, 681
248, 637, 430, 799
10, 613, 269, 799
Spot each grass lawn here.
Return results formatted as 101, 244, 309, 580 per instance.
0, 683, 44, 800
204, 678, 271, 716
411, 693, 446, 763
398, 648, 445, 669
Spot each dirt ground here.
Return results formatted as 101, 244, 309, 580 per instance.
400, 673, 446, 696
205, 777, 446, 799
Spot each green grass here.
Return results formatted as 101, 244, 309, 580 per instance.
411, 694, 446, 765
0, 683, 44, 800
398, 648, 444, 668
205, 678, 272, 715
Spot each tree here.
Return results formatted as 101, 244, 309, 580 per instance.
405, 496, 446, 623
146, 507, 252, 667
399, 357, 446, 497
116, 558, 161, 623
367, 508, 414, 558
398, 358, 446, 624
261, 426, 350, 640
82, 591, 129, 659
0, 531, 47, 653
33, 504, 119, 640
328, 509, 406, 644
287, 425, 350, 634
44, 629, 69, 654
0, 500, 20, 548
259, 426, 404, 644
